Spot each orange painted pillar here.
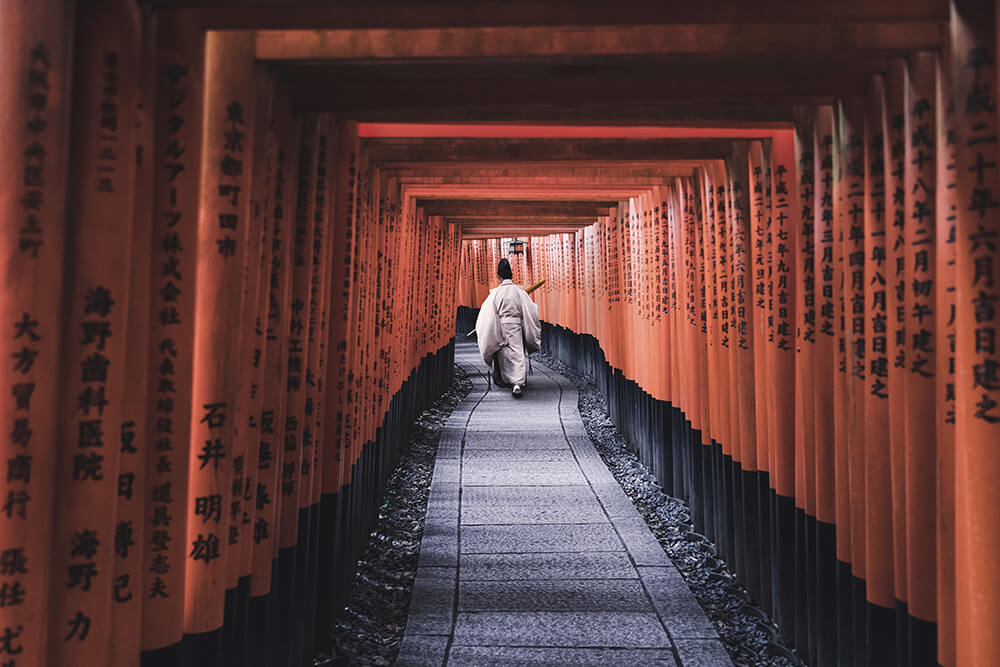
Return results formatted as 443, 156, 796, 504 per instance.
749, 143, 772, 492
251, 94, 299, 606
769, 131, 800, 640
934, 48, 959, 667
902, 52, 941, 651
951, 2, 1000, 664
0, 2, 74, 665
48, 3, 141, 666
230, 64, 275, 613
863, 77, 897, 642
222, 64, 275, 667
183, 29, 256, 655
792, 111, 819, 663
813, 106, 838, 535
142, 10, 204, 659
837, 101, 868, 620
830, 101, 857, 661
884, 59, 910, 617
322, 121, 359, 499
305, 118, 334, 515
113, 8, 157, 665
277, 113, 320, 564
728, 158, 756, 472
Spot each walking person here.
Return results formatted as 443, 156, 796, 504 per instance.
474, 258, 542, 396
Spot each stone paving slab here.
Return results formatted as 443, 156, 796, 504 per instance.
459, 552, 638, 581
462, 460, 586, 486
638, 567, 721, 640
615, 515, 675, 567
674, 639, 734, 666
461, 485, 594, 507
460, 523, 624, 554
395, 634, 450, 666
461, 503, 607, 525
462, 448, 572, 462
463, 432, 570, 449
465, 420, 569, 432
459, 579, 652, 612
401, 341, 731, 666
447, 646, 678, 666
452, 611, 672, 648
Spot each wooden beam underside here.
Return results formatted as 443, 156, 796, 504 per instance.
256, 24, 941, 61
155, 1, 949, 30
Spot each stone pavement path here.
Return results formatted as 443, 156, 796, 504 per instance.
397, 339, 733, 666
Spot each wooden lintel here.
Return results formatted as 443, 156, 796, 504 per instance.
256, 23, 941, 61
417, 200, 617, 217
365, 139, 736, 163
155, 2, 949, 31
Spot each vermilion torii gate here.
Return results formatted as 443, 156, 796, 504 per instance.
2, 1, 999, 666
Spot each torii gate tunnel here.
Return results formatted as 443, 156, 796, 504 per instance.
1, 0, 999, 665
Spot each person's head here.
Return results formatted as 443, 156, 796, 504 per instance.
497, 258, 513, 281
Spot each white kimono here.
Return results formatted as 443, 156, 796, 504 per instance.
475, 280, 542, 387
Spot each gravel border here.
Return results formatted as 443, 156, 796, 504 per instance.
535, 351, 804, 667
314, 365, 473, 666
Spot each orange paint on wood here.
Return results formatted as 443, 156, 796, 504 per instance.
0, 1, 74, 664
884, 59, 910, 603
184, 29, 256, 636
48, 2, 141, 665
251, 95, 298, 598
902, 51, 940, 623
951, 2, 1000, 663
862, 76, 895, 611
142, 10, 204, 651
934, 46, 958, 667
113, 7, 157, 663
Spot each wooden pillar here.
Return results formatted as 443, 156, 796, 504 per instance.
48, 2, 141, 666
884, 59, 911, 627
0, 2, 74, 665
934, 44, 959, 667
863, 75, 898, 650
249, 90, 298, 648
225, 62, 275, 667
951, 1, 1000, 664
141, 10, 204, 660
183, 29, 256, 661
902, 51, 941, 657
270, 116, 318, 658
793, 111, 819, 665
113, 7, 157, 665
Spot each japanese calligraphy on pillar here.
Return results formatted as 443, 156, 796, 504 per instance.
142, 16, 203, 652
50, 3, 140, 663
867, 96, 889, 400
906, 58, 937, 383
185, 30, 255, 635
0, 7, 73, 660
951, 6, 1000, 662
253, 100, 298, 597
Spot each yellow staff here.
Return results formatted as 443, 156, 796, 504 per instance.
525, 278, 546, 294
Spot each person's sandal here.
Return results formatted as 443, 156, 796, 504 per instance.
512, 384, 522, 397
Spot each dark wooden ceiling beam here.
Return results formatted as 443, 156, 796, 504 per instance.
417, 200, 617, 216
403, 185, 649, 200
384, 163, 700, 182
256, 23, 941, 62
344, 103, 802, 124
289, 70, 867, 111
366, 138, 734, 162
154, 1, 948, 31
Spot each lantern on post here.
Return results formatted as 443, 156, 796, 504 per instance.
508, 238, 525, 255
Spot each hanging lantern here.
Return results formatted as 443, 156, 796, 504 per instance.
508, 238, 525, 255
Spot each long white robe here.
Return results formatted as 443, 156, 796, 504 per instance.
474, 280, 542, 386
